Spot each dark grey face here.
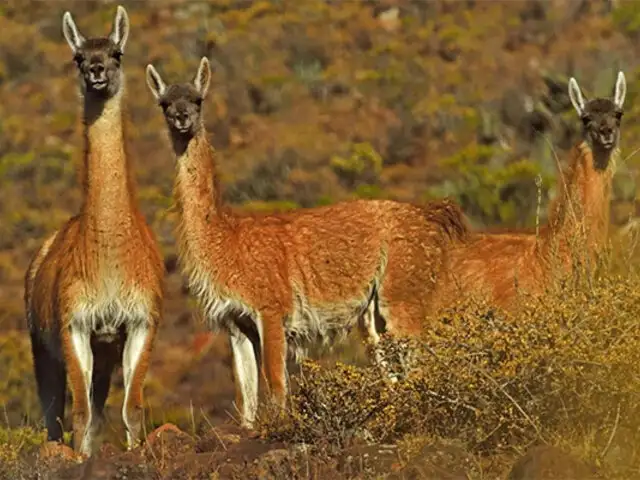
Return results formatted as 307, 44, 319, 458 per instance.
72, 38, 123, 97
581, 99, 623, 151
62, 6, 129, 101
146, 56, 211, 149
158, 84, 203, 137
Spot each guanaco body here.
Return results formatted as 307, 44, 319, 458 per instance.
25, 6, 164, 455
145, 57, 468, 427
432, 72, 626, 311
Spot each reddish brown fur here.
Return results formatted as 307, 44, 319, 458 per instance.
146, 58, 468, 424
433, 138, 618, 312
25, 6, 163, 456
431, 70, 626, 313
174, 132, 467, 392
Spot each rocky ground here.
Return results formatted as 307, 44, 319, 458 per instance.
29, 424, 598, 480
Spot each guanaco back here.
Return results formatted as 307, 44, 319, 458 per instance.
432, 71, 626, 311
145, 57, 468, 427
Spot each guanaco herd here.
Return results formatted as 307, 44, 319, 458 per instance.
22, 6, 627, 457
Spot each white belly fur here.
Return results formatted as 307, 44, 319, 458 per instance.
71, 276, 153, 339
285, 288, 372, 362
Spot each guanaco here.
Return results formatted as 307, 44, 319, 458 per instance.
145, 57, 468, 427
432, 71, 626, 312
25, 6, 164, 455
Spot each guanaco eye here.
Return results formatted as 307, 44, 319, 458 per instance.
615, 111, 623, 121
112, 50, 123, 62
195, 98, 203, 107
159, 102, 169, 111
73, 53, 84, 65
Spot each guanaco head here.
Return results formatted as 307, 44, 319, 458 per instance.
568, 71, 626, 158
62, 5, 129, 99
145, 57, 211, 140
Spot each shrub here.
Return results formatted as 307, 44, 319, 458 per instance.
0, 426, 46, 479
0, 331, 39, 425
330, 142, 383, 189
612, 2, 640, 38
427, 142, 553, 227
261, 271, 640, 477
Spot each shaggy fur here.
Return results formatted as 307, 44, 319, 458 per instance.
146, 57, 469, 427
432, 72, 625, 312
25, 6, 164, 456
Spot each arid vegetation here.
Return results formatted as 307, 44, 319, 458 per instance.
1, 0, 640, 478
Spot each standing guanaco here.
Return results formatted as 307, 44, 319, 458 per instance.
432, 72, 626, 311
145, 57, 468, 427
25, 6, 164, 456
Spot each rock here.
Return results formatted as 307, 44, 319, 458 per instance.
38, 441, 78, 462
144, 423, 195, 459
195, 426, 243, 453
389, 441, 476, 480
338, 444, 399, 477
378, 7, 400, 33
507, 445, 596, 480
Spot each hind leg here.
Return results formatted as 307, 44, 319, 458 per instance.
90, 341, 119, 448
122, 322, 156, 450
360, 299, 398, 383
376, 301, 421, 381
30, 329, 67, 442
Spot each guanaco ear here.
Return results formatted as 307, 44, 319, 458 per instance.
62, 11, 85, 53
568, 77, 586, 117
614, 71, 626, 109
193, 57, 211, 98
146, 64, 167, 101
109, 5, 130, 52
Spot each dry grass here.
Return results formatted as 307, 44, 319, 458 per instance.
261, 260, 640, 478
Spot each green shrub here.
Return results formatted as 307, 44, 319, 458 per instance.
613, 3, 640, 38
330, 142, 383, 188
427, 142, 553, 226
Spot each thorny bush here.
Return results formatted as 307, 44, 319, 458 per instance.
261, 271, 640, 475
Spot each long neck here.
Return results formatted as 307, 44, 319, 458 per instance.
545, 141, 615, 256
80, 86, 138, 232
173, 128, 227, 270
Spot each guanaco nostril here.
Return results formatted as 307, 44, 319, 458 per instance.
90, 64, 105, 77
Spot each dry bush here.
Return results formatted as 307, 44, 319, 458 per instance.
0, 426, 46, 480
261, 271, 640, 476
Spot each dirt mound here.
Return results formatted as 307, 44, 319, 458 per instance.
507, 445, 597, 480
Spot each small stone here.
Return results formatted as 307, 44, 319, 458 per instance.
39, 441, 78, 462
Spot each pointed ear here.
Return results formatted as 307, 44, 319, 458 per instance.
614, 71, 626, 109
62, 11, 85, 53
146, 64, 167, 101
193, 57, 211, 98
568, 77, 585, 117
109, 5, 130, 52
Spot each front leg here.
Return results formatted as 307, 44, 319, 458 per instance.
228, 323, 260, 428
60, 323, 94, 456
260, 310, 288, 410
121, 320, 157, 450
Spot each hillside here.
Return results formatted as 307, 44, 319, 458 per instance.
1, 1, 640, 478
